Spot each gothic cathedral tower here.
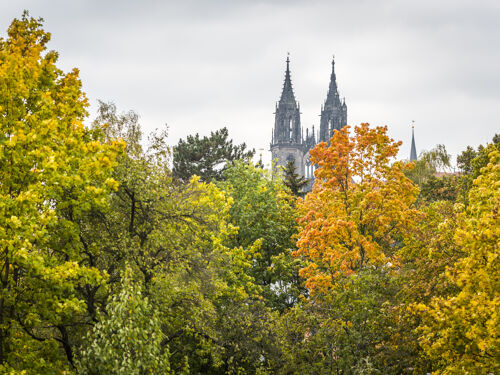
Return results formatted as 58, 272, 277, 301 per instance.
270, 56, 347, 182
270, 55, 306, 176
319, 58, 347, 142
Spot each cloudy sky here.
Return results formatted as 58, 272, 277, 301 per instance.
1, 0, 499, 167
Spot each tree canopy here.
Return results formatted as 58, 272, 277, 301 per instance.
0, 12, 124, 372
1, 12, 498, 375
414, 150, 500, 373
172, 127, 254, 183
295, 123, 419, 294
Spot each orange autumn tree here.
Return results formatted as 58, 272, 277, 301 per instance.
294, 123, 419, 294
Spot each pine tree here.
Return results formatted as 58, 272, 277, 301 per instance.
172, 127, 254, 182
283, 160, 309, 196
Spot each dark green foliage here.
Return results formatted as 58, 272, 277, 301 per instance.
283, 160, 309, 197
419, 174, 459, 203
457, 146, 477, 175
276, 269, 412, 374
172, 127, 255, 182
457, 134, 499, 205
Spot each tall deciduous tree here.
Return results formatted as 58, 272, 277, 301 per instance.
294, 123, 419, 294
172, 127, 254, 183
456, 134, 499, 206
219, 161, 303, 311
390, 200, 464, 373
0, 13, 124, 372
405, 144, 452, 186
76, 267, 173, 375
85, 102, 277, 373
415, 150, 500, 373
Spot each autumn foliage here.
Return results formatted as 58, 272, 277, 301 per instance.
0, 13, 124, 371
415, 150, 500, 373
1, 13, 499, 374
294, 124, 419, 294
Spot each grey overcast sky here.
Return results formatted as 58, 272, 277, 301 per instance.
1, 0, 499, 166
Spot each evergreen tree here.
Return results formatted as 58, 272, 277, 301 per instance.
172, 127, 254, 182
283, 160, 309, 197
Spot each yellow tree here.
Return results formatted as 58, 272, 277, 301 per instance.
0, 13, 123, 372
415, 150, 500, 374
294, 123, 419, 294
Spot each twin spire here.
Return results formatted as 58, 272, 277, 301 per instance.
279, 54, 343, 109
273, 54, 347, 147
271, 55, 348, 180
275, 56, 418, 165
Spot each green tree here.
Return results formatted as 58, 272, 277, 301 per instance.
172, 127, 254, 183
276, 268, 406, 374
282, 160, 309, 197
76, 267, 173, 375
457, 146, 477, 175
0, 13, 123, 372
219, 161, 303, 311
389, 200, 465, 373
405, 144, 451, 185
456, 134, 499, 205
414, 150, 500, 373
85, 102, 278, 373
419, 174, 459, 203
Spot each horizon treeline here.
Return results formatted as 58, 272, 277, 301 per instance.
0, 13, 498, 374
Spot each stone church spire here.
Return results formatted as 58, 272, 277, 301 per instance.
272, 54, 302, 145
279, 55, 296, 106
325, 58, 339, 107
410, 123, 417, 161
319, 57, 347, 142
271, 54, 305, 176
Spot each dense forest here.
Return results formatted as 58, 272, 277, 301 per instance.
0, 13, 498, 374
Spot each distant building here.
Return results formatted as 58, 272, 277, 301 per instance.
270, 55, 347, 182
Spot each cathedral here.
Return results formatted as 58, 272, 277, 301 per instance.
270, 55, 347, 180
